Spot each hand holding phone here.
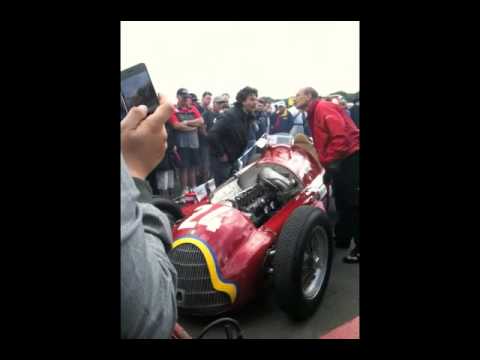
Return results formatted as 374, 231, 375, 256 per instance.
121, 95, 174, 179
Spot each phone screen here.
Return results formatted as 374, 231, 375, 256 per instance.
121, 96, 127, 120
121, 65, 159, 114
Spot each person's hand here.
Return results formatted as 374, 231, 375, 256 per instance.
121, 96, 174, 179
179, 120, 197, 131
184, 120, 202, 128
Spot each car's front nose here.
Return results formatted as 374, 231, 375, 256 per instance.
169, 237, 237, 316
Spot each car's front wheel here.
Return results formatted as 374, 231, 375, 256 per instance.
273, 206, 333, 320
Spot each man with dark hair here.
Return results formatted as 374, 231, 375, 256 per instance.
207, 87, 257, 186
168, 88, 204, 194
295, 86, 360, 263
199, 91, 212, 113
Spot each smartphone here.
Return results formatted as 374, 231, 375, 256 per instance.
120, 63, 159, 115
121, 95, 127, 120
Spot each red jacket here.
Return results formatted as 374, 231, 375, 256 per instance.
307, 99, 359, 167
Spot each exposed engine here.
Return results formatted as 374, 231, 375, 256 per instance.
229, 167, 299, 226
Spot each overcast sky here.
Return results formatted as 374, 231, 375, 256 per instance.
121, 21, 359, 102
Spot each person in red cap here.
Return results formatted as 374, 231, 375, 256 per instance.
295, 87, 360, 263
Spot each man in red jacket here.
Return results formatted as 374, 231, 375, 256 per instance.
295, 87, 360, 263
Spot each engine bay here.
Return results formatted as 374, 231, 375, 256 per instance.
211, 164, 302, 227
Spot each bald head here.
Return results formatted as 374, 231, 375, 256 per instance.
295, 86, 319, 110
303, 87, 319, 99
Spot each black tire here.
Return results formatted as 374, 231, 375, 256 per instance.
273, 206, 333, 320
150, 196, 184, 224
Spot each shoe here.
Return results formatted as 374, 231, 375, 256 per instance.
343, 248, 359, 264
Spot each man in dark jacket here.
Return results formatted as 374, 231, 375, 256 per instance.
295, 86, 360, 263
207, 87, 258, 186
204, 96, 225, 129
197, 92, 212, 184
197, 96, 225, 183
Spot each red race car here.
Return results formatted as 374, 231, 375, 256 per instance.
170, 134, 334, 320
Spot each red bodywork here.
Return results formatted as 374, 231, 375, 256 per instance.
173, 144, 329, 311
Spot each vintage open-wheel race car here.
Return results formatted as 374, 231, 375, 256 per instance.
169, 134, 334, 320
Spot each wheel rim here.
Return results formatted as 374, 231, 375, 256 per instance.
301, 226, 329, 300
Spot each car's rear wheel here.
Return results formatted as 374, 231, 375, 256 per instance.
273, 206, 333, 320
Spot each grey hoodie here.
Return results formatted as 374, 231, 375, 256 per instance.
121, 154, 177, 338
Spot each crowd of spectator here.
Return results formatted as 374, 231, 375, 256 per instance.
120, 84, 360, 338
144, 88, 356, 197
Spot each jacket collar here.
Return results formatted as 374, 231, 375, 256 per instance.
233, 103, 255, 121
306, 99, 320, 118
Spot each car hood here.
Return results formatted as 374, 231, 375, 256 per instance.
173, 203, 256, 269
